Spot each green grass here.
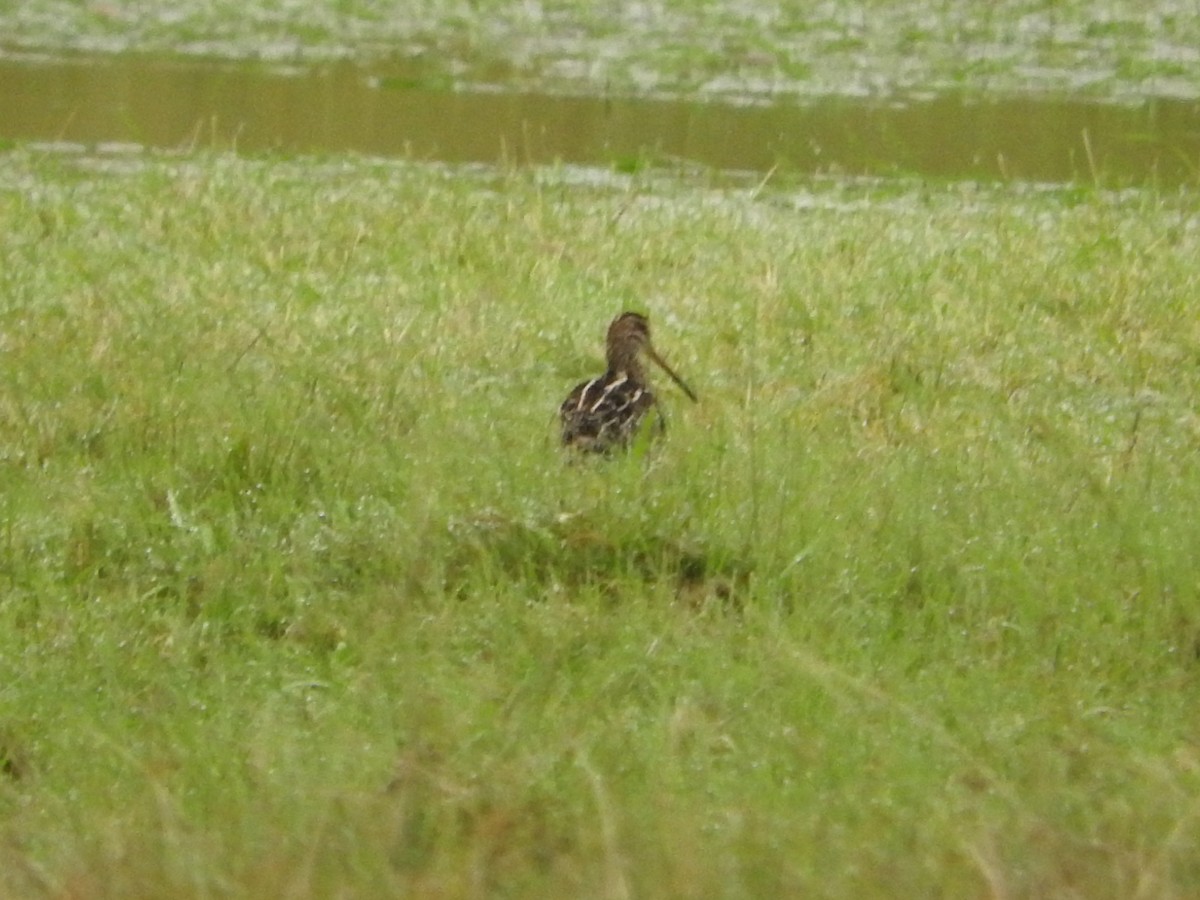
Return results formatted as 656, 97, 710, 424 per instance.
2, 1, 1199, 102
2, 147, 1200, 897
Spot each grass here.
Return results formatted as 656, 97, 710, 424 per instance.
1, 1, 1199, 102
2, 146, 1200, 897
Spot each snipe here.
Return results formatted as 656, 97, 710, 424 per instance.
559, 311, 697, 454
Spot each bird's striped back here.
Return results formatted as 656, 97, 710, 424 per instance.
559, 370, 661, 453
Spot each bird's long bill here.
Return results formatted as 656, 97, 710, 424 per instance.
647, 346, 698, 402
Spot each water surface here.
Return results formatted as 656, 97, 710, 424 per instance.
1, 53, 1197, 185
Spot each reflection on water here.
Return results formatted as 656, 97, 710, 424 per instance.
0, 53, 1197, 185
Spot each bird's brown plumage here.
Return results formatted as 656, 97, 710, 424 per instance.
559, 312, 696, 454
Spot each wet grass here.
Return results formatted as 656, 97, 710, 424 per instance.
2, 146, 1200, 897
1, 1, 1199, 102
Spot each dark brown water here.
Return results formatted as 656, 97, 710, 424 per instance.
2, 53, 1198, 185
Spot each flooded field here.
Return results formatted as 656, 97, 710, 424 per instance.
1, 53, 1197, 185
2, 1, 1198, 106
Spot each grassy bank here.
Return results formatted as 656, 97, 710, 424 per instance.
2, 148, 1200, 897
2, 1, 1199, 102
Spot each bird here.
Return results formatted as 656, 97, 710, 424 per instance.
559, 311, 697, 454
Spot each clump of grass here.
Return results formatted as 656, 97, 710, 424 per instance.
2, 147, 1200, 897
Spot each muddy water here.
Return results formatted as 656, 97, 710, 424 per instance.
1, 53, 1197, 185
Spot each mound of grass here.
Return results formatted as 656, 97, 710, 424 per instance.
1, 147, 1199, 896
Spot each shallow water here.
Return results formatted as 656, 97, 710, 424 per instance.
1, 53, 1197, 186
